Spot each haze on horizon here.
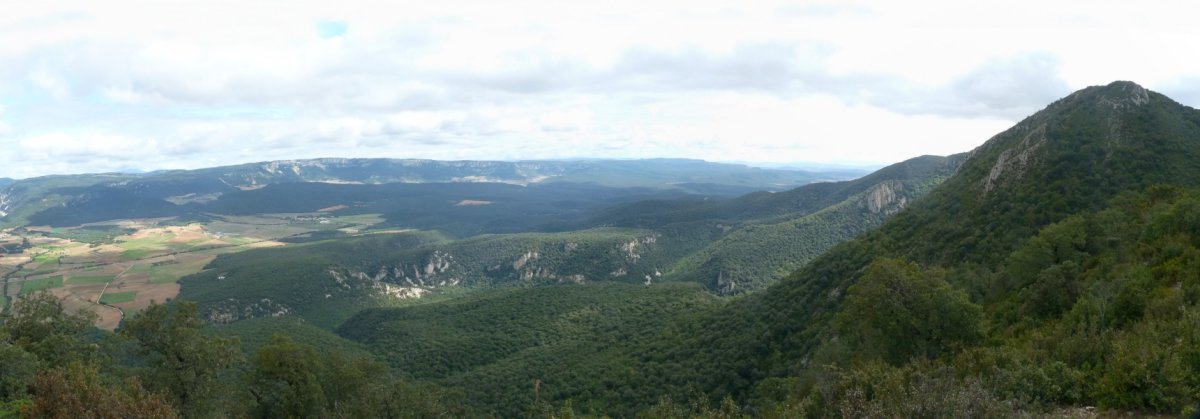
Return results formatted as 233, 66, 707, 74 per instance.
2, 1, 1199, 179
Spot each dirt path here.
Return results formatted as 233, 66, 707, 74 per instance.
92, 263, 135, 328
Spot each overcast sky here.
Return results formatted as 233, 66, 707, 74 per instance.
2, 1, 1199, 178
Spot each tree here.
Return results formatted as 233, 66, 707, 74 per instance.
835, 258, 981, 364
0, 342, 38, 402
247, 334, 327, 418
1, 292, 96, 366
23, 363, 177, 419
119, 301, 242, 416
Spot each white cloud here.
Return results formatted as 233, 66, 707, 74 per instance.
1, 0, 1199, 178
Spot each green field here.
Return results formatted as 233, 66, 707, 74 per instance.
67, 275, 113, 284
127, 257, 212, 284
120, 249, 154, 260
116, 232, 197, 261
19, 276, 63, 295
99, 291, 136, 304
46, 225, 136, 244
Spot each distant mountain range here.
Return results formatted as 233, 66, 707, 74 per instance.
0, 158, 866, 229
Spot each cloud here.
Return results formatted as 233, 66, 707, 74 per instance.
1157, 74, 1200, 109
855, 52, 1073, 120
1, 1, 1199, 178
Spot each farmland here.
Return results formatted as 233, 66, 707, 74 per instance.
1, 212, 385, 329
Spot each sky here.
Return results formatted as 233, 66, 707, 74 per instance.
2, 1, 1200, 179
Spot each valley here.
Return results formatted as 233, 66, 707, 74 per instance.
0, 158, 890, 332
4, 83, 1200, 417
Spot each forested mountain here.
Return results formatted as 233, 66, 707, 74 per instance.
652, 154, 965, 293
179, 228, 678, 328
337, 81, 1200, 416
174, 153, 960, 330
0, 158, 861, 229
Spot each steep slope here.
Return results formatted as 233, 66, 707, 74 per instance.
663, 154, 965, 293
641, 81, 1200, 411
335, 82, 1200, 415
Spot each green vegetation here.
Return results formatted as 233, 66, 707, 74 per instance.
593, 154, 964, 294
179, 231, 451, 328
18, 277, 63, 295
100, 292, 137, 305
179, 228, 687, 327
67, 275, 113, 284
0, 295, 463, 417
211, 316, 372, 358
45, 225, 136, 245
338, 282, 721, 417
126, 257, 212, 284
116, 234, 181, 261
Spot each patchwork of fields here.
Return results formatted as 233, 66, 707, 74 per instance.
1, 212, 385, 329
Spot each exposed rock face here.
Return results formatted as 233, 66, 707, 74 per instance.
983, 124, 1047, 194
1095, 81, 1151, 109
513, 251, 539, 270
206, 298, 292, 324
621, 234, 659, 262
717, 271, 736, 294
862, 180, 908, 215
328, 268, 437, 299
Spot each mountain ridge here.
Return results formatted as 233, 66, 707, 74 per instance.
0, 158, 865, 229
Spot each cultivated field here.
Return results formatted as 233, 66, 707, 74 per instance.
2, 212, 384, 329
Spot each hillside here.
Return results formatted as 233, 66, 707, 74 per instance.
635, 81, 1200, 413
174, 154, 959, 329
338, 282, 721, 417
179, 228, 675, 328
335, 82, 1200, 416
661, 154, 965, 293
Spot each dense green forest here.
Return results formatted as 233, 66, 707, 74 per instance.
0, 294, 464, 418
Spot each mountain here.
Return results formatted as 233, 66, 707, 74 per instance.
175, 154, 961, 329
335, 82, 1200, 415
0, 178, 11, 187
633, 81, 1200, 412
656, 154, 965, 293
0, 158, 863, 228
180, 228, 677, 328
